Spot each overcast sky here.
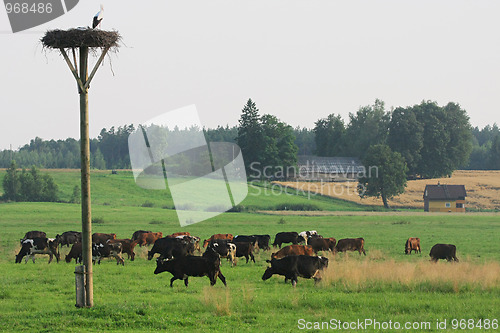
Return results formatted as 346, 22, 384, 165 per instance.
1, 1, 499, 150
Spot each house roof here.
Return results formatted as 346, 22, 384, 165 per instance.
423, 184, 466, 200
297, 156, 364, 174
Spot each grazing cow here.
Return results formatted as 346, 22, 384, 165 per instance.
16, 237, 60, 264
20, 231, 46, 244
335, 238, 366, 255
65, 242, 82, 263
429, 244, 459, 262
131, 230, 152, 242
92, 233, 116, 244
203, 234, 234, 247
309, 237, 336, 253
232, 235, 258, 247
252, 234, 271, 251
405, 237, 421, 255
92, 242, 124, 265
136, 232, 163, 247
232, 242, 256, 264
154, 252, 227, 287
176, 235, 201, 253
107, 239, 138, 261
262, 255, 329, 287
298, 230, 319, 244
273, 232, 300, 248
205, 240, 237, 266
271, 244, 315, 259
167, 232, 191, 238
147, 237, 194, 260
56, 231, 81, 247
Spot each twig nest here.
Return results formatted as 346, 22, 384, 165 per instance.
41, 28, 121, 50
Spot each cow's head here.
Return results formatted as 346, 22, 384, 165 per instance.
154, 259, 173, 275
262, 260, 277, 281
15, 254, 24, 263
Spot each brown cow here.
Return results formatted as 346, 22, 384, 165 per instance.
203, 234, 234, 247
309, 237, 336, 253
405, 237, 421, 254
65, 242, 82, 263
271, 244, 315, 259
335, 238, 366, 255
137, 232, 163, 247
108, 239, 138, 260
92, 233, 116, 244
167, 232, 191, 238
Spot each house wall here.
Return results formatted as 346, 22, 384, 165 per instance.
426, 200, 466, 212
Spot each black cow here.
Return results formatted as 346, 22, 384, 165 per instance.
429, 244, 459, 262
20, 231, 46, 244
233, 242, 256, 264
335, 238, 366, 255
273, 232, 300, 248
16, 237, 60, 263
131, 230, 152, 241
232, 235, 257, 246
56, 231, 81, 247
154, 252, 227, 287
92, 242, 124, 265
148, 237, 194, 260
252, 234, 271, 251
262, 255, 329, 287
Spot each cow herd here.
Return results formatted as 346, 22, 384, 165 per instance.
15, 229, 459, 287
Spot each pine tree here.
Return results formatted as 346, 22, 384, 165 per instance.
2, 161, 19, 201
236, 99, 263, 176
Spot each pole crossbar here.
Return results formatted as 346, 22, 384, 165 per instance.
59, 48, 85, 93
84, 46, 110, 91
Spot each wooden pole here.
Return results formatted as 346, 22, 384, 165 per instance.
79, 46, 93, 308
74, 265, 85, 307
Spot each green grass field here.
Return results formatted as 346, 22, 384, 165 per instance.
0, 170, 499, 332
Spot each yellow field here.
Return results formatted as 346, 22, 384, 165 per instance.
277, 170, 500, 210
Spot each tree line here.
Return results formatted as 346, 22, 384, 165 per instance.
0, 99, 499, 174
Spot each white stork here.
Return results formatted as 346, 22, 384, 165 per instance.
92, 4, 104, 29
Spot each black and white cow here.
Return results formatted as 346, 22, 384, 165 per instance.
15, 237, 60, 264
298, 230, 319, 245
262, 255, 329, 287
204, 240, 237, 267
92, 242, 124, 265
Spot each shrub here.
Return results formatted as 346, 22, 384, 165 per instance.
141, 201, 154, 208
92, 217, 105, 224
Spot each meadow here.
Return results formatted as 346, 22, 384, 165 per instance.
0, 170, 499, 332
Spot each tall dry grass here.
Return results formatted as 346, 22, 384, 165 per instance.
321, 254, 500, 292
201, 286, 232, 316
278, 170, 500, 210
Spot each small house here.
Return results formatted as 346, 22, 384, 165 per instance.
423, 183, 466, 212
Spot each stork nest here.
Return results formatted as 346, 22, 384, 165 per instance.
41, 28, 121, 50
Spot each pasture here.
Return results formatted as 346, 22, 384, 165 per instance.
0, 170, 499, 332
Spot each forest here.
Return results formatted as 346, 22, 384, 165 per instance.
0, 99, 498, 173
